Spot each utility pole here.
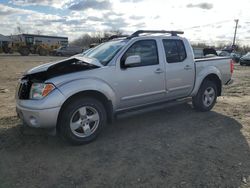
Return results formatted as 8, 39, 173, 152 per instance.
232, 19, 239, 46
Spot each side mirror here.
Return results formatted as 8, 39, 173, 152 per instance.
124, 55, 141, 66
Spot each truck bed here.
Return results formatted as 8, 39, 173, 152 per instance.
194, 56, 232, 85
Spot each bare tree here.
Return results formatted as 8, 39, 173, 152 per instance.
36, 30, 42, 35
70, 30, 124, 48
71, 33, 93, 48
14, 26, 25, 34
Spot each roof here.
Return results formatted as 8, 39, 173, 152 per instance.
21, 34, 68, 40
0, 34, 12, 42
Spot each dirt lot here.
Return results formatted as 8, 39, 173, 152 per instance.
0, 54, 250, 188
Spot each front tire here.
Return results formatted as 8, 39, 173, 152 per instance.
58, 97, 107, 145
192, 80, 218, 112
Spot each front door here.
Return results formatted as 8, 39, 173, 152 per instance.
114, 39, 166, 109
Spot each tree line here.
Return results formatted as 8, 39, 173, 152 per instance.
70, 30, 123, 49
71, 31, 250, 54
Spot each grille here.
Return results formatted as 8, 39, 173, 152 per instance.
18, 79, 31, 99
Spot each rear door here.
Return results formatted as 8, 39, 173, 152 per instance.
162, 39, 195, 99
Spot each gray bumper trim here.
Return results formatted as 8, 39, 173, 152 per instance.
16, 105, 60, 128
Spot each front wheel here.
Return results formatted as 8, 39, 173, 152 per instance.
58, 97, 107, 145
192, 80, 218, 112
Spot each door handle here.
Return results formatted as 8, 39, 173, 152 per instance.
184, 65, 192, 70
154, 68, 164, 74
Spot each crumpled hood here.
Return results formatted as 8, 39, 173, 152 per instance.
25, 56, 103, 75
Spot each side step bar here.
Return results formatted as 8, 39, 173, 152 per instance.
115, 98, 191, 119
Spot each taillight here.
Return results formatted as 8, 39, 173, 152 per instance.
230, 59, 234, 74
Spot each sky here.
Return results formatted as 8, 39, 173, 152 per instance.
0, 0, 249, 45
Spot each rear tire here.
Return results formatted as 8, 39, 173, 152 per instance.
56, 52, 63, 56
38, 48, 48, 56
58, 97, 107, 145
192, 80, 218, 112
19, 47, 30, 56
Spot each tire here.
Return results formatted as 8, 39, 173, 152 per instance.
38, 48, 48, 56
9, 49, 14, 54
58, 97, 107, 145
19, 47, 30, 56
56, 52, 63, 56
192, 80, 218, 112
240, 62, 244, 66
2, 46, 10, 53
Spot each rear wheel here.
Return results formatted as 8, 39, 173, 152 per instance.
9, 48, 14, 54
19, 47, 30, 56
56, 52, 63, 56
38, 48, 48, 56
58, 97, 107, 145
192, 80, 218, 111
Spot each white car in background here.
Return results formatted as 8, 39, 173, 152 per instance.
240, 52, 250, 65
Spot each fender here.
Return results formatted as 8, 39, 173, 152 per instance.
57, 78, 117, 109
191, 66, 222, 96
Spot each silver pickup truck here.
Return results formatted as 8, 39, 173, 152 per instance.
16, 30, 234, 144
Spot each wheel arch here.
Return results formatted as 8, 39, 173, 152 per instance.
191, 66, 222, 97
57, 90, 114, 132
202, 74, 222, 96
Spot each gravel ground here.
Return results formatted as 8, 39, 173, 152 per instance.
0, 54, 250, 188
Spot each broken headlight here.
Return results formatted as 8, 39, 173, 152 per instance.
29, 83, 55, 100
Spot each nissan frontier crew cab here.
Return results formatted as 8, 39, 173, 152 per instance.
16, 30, 234, 145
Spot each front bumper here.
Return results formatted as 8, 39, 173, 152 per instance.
16, 105, 60, 128
16, 88, 65, 128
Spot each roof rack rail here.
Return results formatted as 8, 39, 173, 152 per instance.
108, 35, 129, 40
127, 30, 184, 39
99, 35, 129, 43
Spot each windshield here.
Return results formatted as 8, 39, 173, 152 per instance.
82, 47, 95, 55
59, 46, 66, 50
245, 52, 250, 57
84, 40, 128, 65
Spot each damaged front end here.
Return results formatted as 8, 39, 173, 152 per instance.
17, 57, 101, 100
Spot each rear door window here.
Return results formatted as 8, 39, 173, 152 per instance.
163, 40, 187, 63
